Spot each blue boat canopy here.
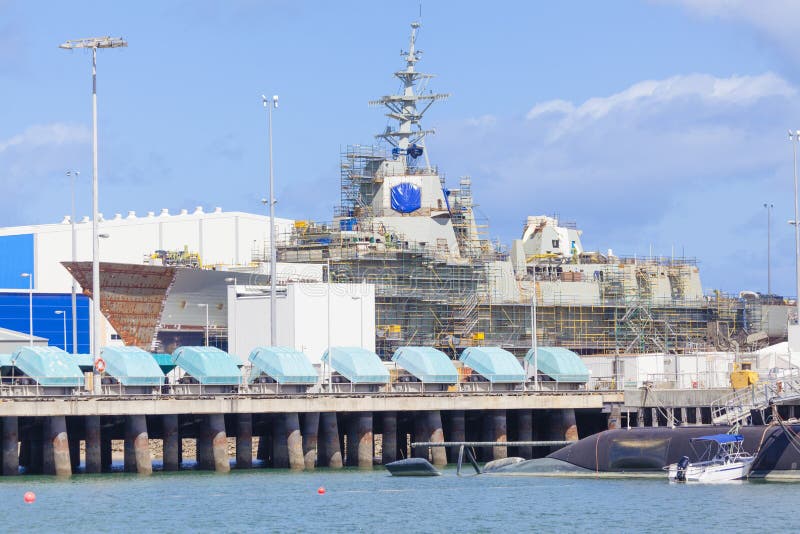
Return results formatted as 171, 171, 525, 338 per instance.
391, 347, 458, 383
459, 347, 525, 383
525, 347, 590, 383
692, 434, 744, 444
101, 346, 165, 386
172, 346, 242, 385
322, 347, 389, 384
0, 354, 13, 368
249, 346, 318, 385
11, 346, 84, 386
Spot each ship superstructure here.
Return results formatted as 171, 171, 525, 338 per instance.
267, 21, 769, 358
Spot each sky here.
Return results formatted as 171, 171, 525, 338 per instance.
2, 0, 800, 296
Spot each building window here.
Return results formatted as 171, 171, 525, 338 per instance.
552, 239, 560, 248
111, 334, 122, 340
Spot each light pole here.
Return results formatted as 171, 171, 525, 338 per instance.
764, 202, 773, 296
198, 304, 209, 346
530, 266, 539, 390
20, 273, 32, 346
60, 36, 127, 374
327, 259, 332, 389
791, 130, 800, 326
66, 170, 80, 353
262, 94, 279, 347
55, 310, 67, 351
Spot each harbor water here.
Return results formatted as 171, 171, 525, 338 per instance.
0, 467, 795, 533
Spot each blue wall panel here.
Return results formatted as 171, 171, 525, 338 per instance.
0, 293, 90, 353
0, 234, 35, 289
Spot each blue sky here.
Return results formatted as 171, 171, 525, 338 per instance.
2, 0, 800, 295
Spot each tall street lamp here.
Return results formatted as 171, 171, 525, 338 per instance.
262, 94, 279, 346
55, 310, 67, 351
59, 36, 127, 373
66, 170, 80, 353
20, 273, 32, 346
764, 202, 773, 296
198, 303, 210, 346
790, 130, 800, 326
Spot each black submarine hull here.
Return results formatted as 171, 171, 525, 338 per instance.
543, 425, 800, 476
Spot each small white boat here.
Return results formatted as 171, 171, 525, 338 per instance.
667, 434, 755, 483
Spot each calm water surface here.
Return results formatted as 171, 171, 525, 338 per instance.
0, 467, 796, 533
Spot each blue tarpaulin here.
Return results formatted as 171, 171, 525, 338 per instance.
322, 347, 389, 384
11, 346, 84, 386
459, 347, 525, 383
390, 183, 421, 213
392, 346, 458, 383
525, 346, 590, 383
249, 346, 318, 384
173, 346, 242, 385
101, 346, 165, 386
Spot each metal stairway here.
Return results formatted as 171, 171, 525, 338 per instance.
710, 368, 800, 425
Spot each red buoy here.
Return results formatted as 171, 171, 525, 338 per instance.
317, 487, 326, 495
23, 491, 35, 503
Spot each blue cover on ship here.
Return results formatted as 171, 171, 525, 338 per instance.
390, 183, 421, 213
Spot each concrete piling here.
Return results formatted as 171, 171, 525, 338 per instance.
516, 410, 533, 459
427, 411, 447, 466
208, 414, 230, 473
651, 408, 659, 427
318, 412, 343, 468
196, 416, 213, 470
162, 414, 180, 471
124, 415, 152, 475
44, 416, 71, 476
356, 412, 373, 468
85, 416, 101, 473
285, 413, 304, 471
381, 412, 397, 465
637, 408, 645, 428
301, 412, 319, 469
69, 436, 81, 470
490, 410, 508, 460
447, 411, 466, 463
413, 412, 430, 460
556, 409, 579, 442
236, 414, 253, 469
2, 417, 18, 476
272, 413, 289, 468
100, 437, 112, 472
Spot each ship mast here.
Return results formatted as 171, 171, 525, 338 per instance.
370, 21, 449, 169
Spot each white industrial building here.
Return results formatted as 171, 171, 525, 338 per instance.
227, 282, 376, 363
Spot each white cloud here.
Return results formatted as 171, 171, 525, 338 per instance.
527, 73, 795, 141
663, 0, 800, 61
435, 72, 800, 292
0, 123, 90, 153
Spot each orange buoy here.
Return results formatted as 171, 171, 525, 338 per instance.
317, 487, 326, 495
95, 359, 106, 373
23, 491, 35, 503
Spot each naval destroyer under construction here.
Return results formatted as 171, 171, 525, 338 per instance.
270, 21, 779, 359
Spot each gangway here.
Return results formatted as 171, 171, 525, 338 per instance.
711, 368, 800, 425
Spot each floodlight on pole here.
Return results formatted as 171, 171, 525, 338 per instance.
66, 170, 80, 353
790, 130, 800, 326
60, 36, 126, 385
262, 94, 278, 347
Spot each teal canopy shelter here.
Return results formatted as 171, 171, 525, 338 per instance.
249, 346, 318, 385
11, 346, 84, 386
525, 347, 590, 383
322, 347, 389, 384
101, 346, 165, 386
392, 346, 458, 383
459, 347, 525, 383
172, 346, 242, 385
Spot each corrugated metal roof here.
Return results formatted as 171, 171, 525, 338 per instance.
248, 346, 318, 385
459, 347, 525, 383
172, 346, 241, 385
322, 347, 389, 384
11, 346, 84, 386
525, 347, 590, 383
391, 346, 458, 383
101, 346, 165, 386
